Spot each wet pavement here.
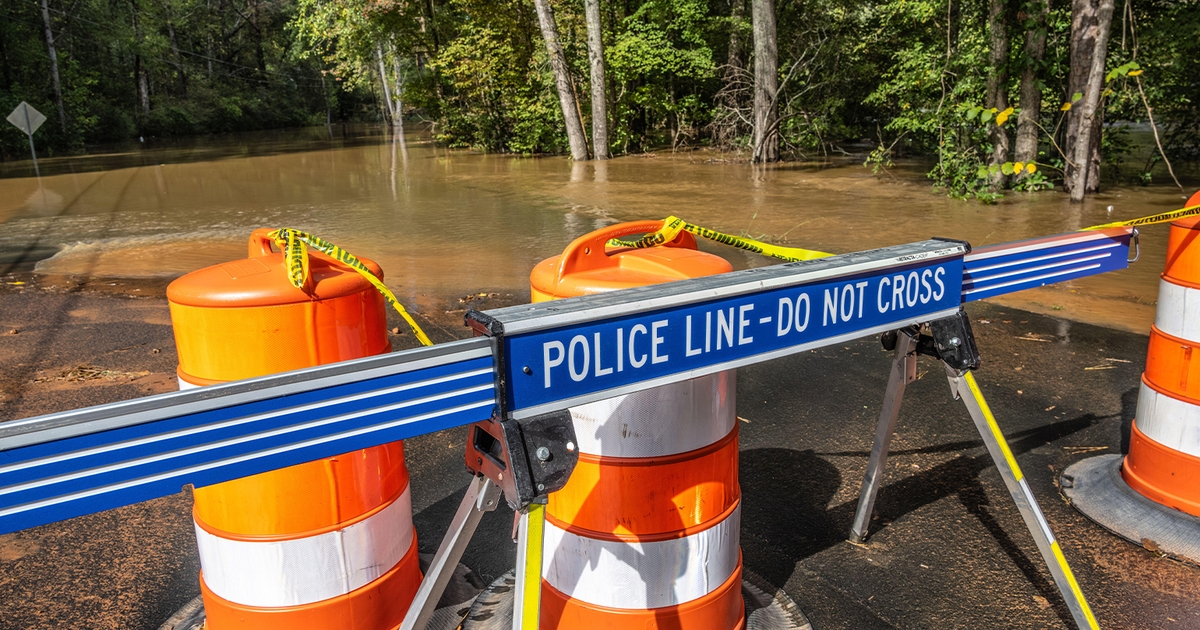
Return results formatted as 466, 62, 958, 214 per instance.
0, 279, 1197, 629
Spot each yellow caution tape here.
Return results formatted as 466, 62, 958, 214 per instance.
608, 216, 832, 263
1083, 203, 1200, 230
267, 228, 434, 347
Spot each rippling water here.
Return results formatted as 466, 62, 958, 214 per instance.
0, 125, 1193, 332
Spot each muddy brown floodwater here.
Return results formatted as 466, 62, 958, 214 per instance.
0, 125, 1196, 333
2, 126, 1200, 630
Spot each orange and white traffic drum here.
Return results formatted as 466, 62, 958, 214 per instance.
528, 221, 744, 629
167, 229, 421, 630
1125, 201, 1200, 516
1062, 190, 1200, 563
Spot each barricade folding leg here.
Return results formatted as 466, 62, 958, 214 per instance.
850, 328, 918, 544
399, 475, 502, 630
849, 311, 1099, 630
400, 411, 576, 630
512, 501, 547, 630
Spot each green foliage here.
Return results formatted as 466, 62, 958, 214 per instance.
2, 0, 1196, 202
0, 0, 357, 158
932, 137, 1001, 203
428, 9, 565, 154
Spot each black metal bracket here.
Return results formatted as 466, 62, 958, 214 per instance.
881, 310, 981, 372
464, 410, 578, 511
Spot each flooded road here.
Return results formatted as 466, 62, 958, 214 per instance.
0, 126, 1193, 332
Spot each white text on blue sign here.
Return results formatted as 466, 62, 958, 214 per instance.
505, 258, 964, 410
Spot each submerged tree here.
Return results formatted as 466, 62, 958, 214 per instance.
1066, 0, 1116, 201
584, 0, 608, 159
750, 0, 778, 162
532, 0, 589, 160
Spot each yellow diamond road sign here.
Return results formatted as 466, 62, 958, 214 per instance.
7, 102, 47, 136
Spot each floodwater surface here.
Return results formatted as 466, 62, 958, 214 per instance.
0, 126, 1194, 332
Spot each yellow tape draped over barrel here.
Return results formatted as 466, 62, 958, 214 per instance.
266, 228, 433, 347
612, 202, 1200, 269
607, 215, 832, 262
1083, 204, 1200, 231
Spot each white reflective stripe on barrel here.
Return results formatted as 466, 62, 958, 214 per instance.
178, 378, 200, 390
195, 485, 414, 607
542, 503, 740, 609
568, 371, 736, 457
1155, 279, 1200, 342
1136, 381, 1200, 458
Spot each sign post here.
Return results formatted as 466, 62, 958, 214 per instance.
6, 101, 47, 178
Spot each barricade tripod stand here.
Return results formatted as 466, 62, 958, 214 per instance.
849, 311, 1099, 630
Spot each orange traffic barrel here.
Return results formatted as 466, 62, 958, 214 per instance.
527, 222, 745, 629
1062, 190, 1200, 563
1125, 189, 1200, 515
167, 229, 422, 630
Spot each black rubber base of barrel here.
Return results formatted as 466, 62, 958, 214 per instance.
156, 556, 485, 630
1061, 454, 1200, 565
460, 568, 812, 630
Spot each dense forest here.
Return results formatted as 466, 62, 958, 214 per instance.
1, 0, 1197, 199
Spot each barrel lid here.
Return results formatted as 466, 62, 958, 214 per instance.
168, 231, 383, 308
530, 221, 732, 298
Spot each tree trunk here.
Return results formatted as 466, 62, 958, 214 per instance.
751, 0, 778, 162
131, 0, 149, 119
423, 0, 440, 53
251, 0, 265, 79
137, 66, 150, 116
1014, 0, 1047, 171
584, 0, 608, 159
1069, 0, 1115, 202
725, 0, 746, 88
985, 0, 1010, 187
392, 49, 405, 133
164, 0, 187, 96
38, 0, 67, 132
715, 0, 746, 147
1064, 0, 1105, 197
205, 0, 214, 77
0, 11, 12, 90
319, 69, 332, 139
532, 0, 589, 160
376, 44, 398, 126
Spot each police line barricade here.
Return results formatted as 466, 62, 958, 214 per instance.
0, 228, 1134, 630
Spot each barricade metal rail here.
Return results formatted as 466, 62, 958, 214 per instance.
0, 227, 1134, 630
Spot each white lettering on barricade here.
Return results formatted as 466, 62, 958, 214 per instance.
504, 255, 965, 414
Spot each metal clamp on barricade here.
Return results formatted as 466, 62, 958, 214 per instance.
466, 410, 578, 511
400, 410, 578, 630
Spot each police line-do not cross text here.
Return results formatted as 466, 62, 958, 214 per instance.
503, 256, 965, 412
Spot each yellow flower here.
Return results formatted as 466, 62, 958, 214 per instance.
995, 107, 1015, 126
1026, 163, 1038, 174
1060, 102, 1072, 111
1013, 161, 1025, 173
